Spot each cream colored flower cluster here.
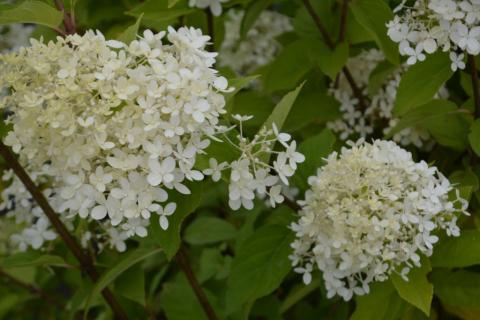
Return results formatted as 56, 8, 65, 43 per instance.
219, 10, 292, 74
0, 24, 34, 53
387, 0, 480, 71
327, 49, 448, 148
290, 139, 468, 301
0, 27, 231, 251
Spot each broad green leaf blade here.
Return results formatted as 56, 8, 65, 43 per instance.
168, 0, 181, 8
394, 53, 454, 116
0, 1, 63, 29
316, 42, 349, 79
351, 281, 406, 320
431, 230, 480, 268
225, 75, 260, 113
279, 279, 321, 314
469, 119, 480, 156
226, 225, 294, 314
349, 0, 399, 65
115, 264, 146, 305
431, 269, 480, 310
391, 259, 433, 316
83, 247, 162, 318
148, 183, 204, 259
184, 217, 237, 245
240, 0, 272, 37
387, 100, 471, 150
294, 129, 336, 190
116, 13, 143, 44
259, 82, 305, 163
0, 252, 69, 269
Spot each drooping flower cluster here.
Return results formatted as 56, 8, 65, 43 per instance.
188, 0, 228, 16
0, 27, 231, 251
387, 0, 480, 71
219, 10, 293, 75
327, 49, 449, 148
290, 139, 468, 301
203, 115, 304, 210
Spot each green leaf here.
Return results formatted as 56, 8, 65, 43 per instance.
259, 82, 305, 163
225, 75, 260, 113
469, 119, 480, 157
391, 258, 433, 316
387, 100, 471, 150
431, 230, 480, 268
115, 264, 146, 305
263, 40, 313, 92
0, 294, 21, 320
0, 252, 69, 269
0, 1, 63, 29
184, 217, 237, 245
198, 247, 232, 283
116, 13, 143, 44
351, 281, 406, 320
279, 279, 321, 314
149, 183, 204, 259
431, 269, 480, 309
168, 0, 181, 8
126, 2, 193, 29
394, 53, 454, 115
295, 129, 336, 190
316, 42, 349, 79
449, 168, 479, 201
226, 225, 294, 314
83, 247, 162, 318
240, 0, 272, 37
349, 0, 399, 65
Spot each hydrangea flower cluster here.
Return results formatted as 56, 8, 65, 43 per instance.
219, 10, 293, 75
203, 115, 305, 210
0, 27, 231, 251
387, 0, 480, 71
290, 139, 468, 301
188, 0, 228, 16
327, 49, 449, 148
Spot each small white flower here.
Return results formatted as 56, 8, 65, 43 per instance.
450, 52, 466, 71
203, 158, 227, 182
154, 202, 177, 230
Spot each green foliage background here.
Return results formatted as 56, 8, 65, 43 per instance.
0, 0, 479, 319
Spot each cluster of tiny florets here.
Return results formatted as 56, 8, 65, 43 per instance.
0, 27, 231, 251
188, 0, 228, 16
203, 115, 304, 210
387, 0, 480, 71
327, 49, 448, 148
0, 24, 34, 53
290, 139, 468, 301
219, 10, 293, 74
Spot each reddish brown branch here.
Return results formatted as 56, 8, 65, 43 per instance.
54, 0, 76, 35
469, 55, 480, 118
0, 142, 128, 320
338, 0, 349, 43
175, 248, 219, 320
301, 0, 368, 110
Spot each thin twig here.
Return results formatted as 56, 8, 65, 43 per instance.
301, 0, 368, 110
282, 195, 301, 212
54, 0, 76, 35
206, 9, 215, 51
338, 0, 349, 43
175, 248, 219, 320
469, 55, 480, 118
0, 142, 128, 320
0, 267, 62, 307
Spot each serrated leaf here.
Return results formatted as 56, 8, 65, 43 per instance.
431, 230, 480, 268
116, 13, 143, 44
184, 217, 237, 245
0, 1, 63, 29
391, 258, 433, 316
0, 252, 69, 269
226, 225, 294, 314
83, 247, 162, 318
349, 0, 399, 65
394, 53, 454, 116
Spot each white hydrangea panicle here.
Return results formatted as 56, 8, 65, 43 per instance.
387, 0, 480, 71
219, 10, 293, 74
327, 49, 449, 148
0, 24, 34, 52
202, 116, 304, 210
0, 27, 231, 251
290, 139, 468, 301
188, 0, 229, 16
